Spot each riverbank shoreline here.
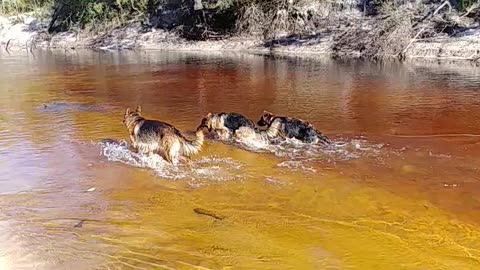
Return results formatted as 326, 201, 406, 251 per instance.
1, 12, 479, 62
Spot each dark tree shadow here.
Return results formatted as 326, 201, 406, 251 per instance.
262, 32, 330, 49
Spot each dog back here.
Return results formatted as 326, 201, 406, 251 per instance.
137, 120, 170, 137
223, 113, 256, 132
278, 118, 324, 143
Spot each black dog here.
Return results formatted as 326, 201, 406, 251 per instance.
257, 110, 331, 145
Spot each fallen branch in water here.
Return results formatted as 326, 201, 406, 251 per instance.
193, 208, 225, 220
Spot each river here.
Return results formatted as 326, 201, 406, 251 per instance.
0, 50, 479, 269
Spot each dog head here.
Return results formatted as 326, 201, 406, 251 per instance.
257, 110, 275, 127
123, 106, 142, 126
197, 113, 213, 132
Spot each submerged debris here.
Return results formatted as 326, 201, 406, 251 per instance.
73, 219, 86, 228
193, 208, 225, 220
41, 102, 108, 113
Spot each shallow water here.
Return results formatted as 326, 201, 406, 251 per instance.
1, 50, 480, 269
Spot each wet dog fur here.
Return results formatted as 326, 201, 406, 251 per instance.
257, 110, 331, 145
234, 120, 282, 143
198, 112, 258, 140
123, 106, 204, 164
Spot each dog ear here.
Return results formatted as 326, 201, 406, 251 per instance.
263, 110, 273, 116
206, 112, 212, 119
135, 106, 142, 113
125, 108, 131, 115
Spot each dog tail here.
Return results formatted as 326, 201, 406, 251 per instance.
180, 129, 204, 157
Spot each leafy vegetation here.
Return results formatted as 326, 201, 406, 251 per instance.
46, 0, 162, 33
1, 0, 50, 14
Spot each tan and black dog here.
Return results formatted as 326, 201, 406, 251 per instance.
257, 110, 331, 145
123, 106, 204, 164
198, 112, 282, 142
198, 112, 257, 140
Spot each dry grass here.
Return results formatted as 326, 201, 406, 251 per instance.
331, 0, 477, 59
235, 0, 357, 39
0, 0, 48, 14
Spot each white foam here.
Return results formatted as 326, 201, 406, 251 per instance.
98, 140, 244, 182
228, 133, 387, 174
232, 134, 385, 163
98, 135, 387, 178
277, 160, 317, 173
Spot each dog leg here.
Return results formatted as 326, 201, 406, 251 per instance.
183, 156, 193, 167
163, 151, 172, 164
129, 134, 136, 146
169, 141, 181, 166
128, 134, 138, 152
185, 158, 193, 170
129, 144, 138, 153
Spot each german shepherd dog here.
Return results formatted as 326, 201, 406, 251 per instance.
198, 112, 282, 143
257, 110, 331, 145
198, 112, 257, 140
123, 106, 204, 164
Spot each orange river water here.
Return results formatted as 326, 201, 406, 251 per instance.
0, 50, 480, 269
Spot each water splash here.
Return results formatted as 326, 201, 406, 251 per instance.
228, 134, 387, 172
98, 140, 244, 183
231, 134, 385, 162
98, 135, 387, 180
277, 160, 317, 173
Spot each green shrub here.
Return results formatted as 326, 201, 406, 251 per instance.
0, 0, 51, 14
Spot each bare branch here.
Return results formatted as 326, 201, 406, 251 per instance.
402, 0, 452, 56
5, 39, 12, 54
460, 3, 479, 18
